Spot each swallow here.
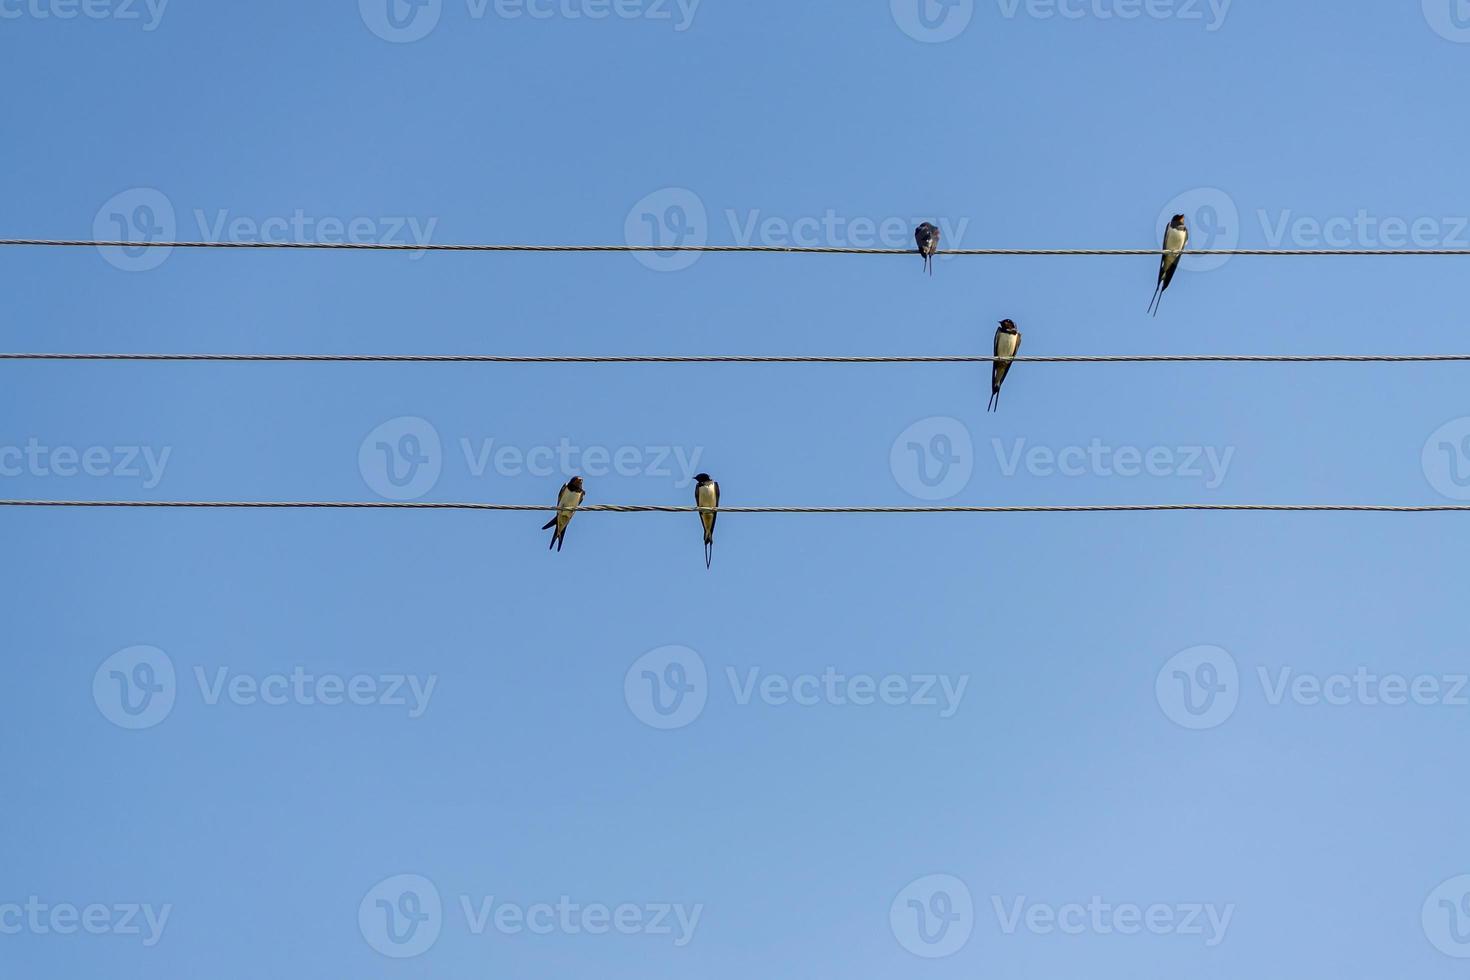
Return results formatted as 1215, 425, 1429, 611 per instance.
989, 318, 1022, 413
694, 473, 720, 569
915, 222, 940, 276
1148, 213, 1189, 317
541, 476, 585, 552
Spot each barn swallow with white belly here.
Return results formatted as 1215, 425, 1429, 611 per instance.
915, 222, 940, 276
541, 476, 585, 552
694, 473, 720, 569
989, 319, 1022, 413
1149, 214, 1189, 317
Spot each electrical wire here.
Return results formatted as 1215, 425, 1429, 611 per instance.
1, 501, 1468, 514
2, 353, 1469, 364
5, 239, 1470, 256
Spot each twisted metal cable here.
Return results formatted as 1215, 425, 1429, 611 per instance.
5, 239, 1470, 256
3, 352, 1470, 364
2, 501, 1468, 514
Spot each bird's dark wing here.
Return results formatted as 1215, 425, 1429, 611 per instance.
1160, 255, 1181, 292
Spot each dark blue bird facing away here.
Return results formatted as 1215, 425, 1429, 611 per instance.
915, 222, 940, 276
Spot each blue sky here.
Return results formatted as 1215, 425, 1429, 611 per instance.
4, 2, 1470, 977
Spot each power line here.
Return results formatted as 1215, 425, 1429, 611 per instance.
3, 352, 1470, 364
5, 239, 1470, 256
2, 501, 1468, 514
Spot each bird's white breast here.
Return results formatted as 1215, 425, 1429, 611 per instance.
996, 332, 1020, 359
1164, 226, 1188, 254
696, 484, 718, 509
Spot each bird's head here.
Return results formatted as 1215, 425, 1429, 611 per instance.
1173, 213, 1187, 227
695, 473, 712, 484
567, 477, 584, 492
999, 318, 1016, 331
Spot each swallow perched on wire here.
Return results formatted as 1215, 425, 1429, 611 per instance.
541, 476, 585, 552
915, 222, 940, 276
694, 473, 720, 569
1149, 213, 1189, 317
989, 318, 1022, 413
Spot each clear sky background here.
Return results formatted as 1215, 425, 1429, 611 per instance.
4, 1, 1470, 977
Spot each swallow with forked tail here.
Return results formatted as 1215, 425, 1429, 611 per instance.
541, 476, 585, 552
915, 222, 940, 276
989, 318, 1022, 412
695, 473, 720, 569
1149, 213, 1189, 317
